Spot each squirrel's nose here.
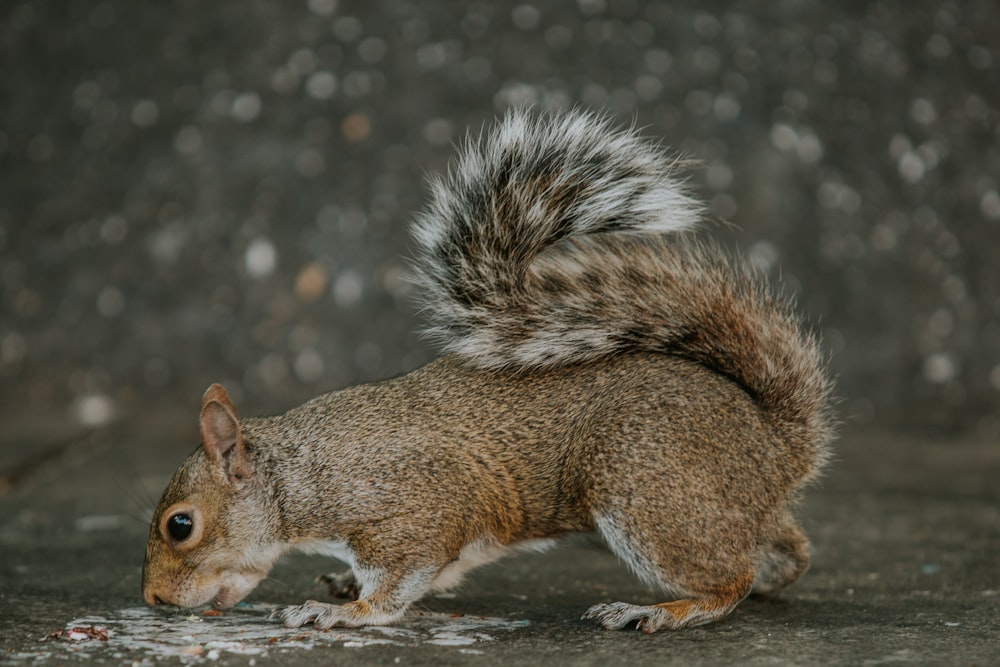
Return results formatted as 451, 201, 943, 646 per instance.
144, 588, 170, 606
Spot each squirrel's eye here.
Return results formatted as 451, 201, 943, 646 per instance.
167, 513, 194, 542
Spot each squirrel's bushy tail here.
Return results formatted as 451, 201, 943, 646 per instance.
411, 109, 834, 454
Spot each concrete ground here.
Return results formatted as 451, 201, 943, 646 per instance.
1, 410, 997, 666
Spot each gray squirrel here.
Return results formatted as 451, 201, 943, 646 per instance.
142, 109, 835, 633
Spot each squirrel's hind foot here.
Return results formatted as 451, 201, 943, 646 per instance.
584, 601, 674, 633
583, 573, 753, 633
583, 598, 736, 634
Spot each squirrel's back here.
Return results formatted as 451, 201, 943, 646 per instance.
411, 108, 834, 464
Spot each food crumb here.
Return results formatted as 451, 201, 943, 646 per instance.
64, 626, 110, 642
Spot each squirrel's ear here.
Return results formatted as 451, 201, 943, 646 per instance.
199, 384, 252, 482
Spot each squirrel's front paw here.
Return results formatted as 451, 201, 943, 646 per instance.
271, 600, 366, 629
271, 599, 403, 629
317, 570, 360, 600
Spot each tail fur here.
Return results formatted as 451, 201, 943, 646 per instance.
411, 109, 834, 454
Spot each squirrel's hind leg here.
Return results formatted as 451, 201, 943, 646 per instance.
586, 511, 755, 632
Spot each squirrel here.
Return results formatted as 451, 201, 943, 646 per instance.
142, 109, 835, 633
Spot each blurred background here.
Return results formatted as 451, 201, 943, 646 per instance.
1, 0, 998, 439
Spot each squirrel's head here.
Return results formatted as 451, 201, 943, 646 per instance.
142, 384, 283, 610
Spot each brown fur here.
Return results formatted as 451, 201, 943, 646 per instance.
144, 353, 829, 631
142, 110, 834, 633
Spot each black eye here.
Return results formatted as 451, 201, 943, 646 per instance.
167, 513, 194, 541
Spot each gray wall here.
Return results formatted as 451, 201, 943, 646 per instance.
2, 1, 998, 436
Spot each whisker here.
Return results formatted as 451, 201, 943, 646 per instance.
124, 511, 151, 527
121, 487, 153, 517
135, 477, 159, 508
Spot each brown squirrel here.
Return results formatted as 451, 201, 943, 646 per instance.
142, 109, 835, 633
